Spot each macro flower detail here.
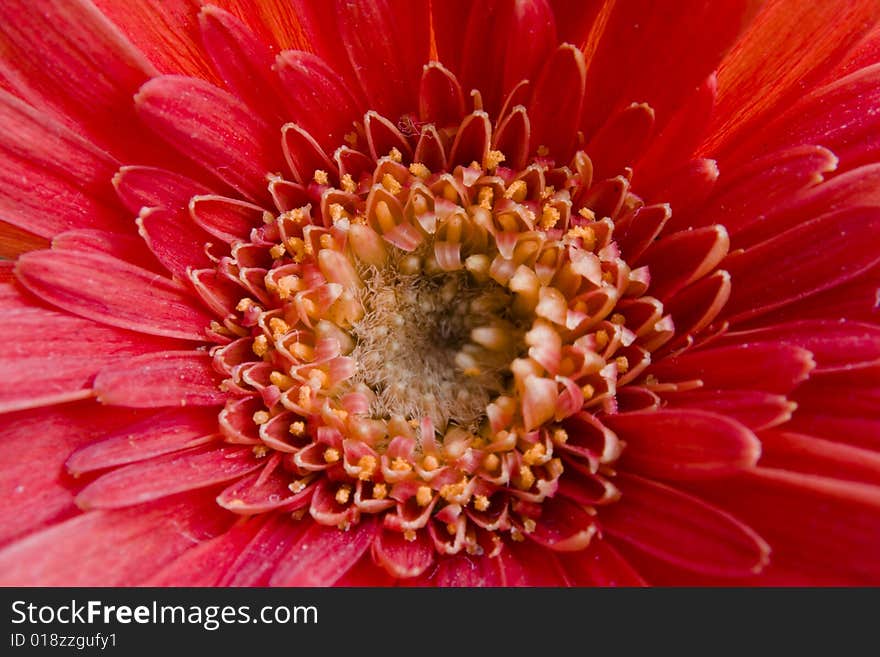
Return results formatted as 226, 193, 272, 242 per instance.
0, 0, 879, 586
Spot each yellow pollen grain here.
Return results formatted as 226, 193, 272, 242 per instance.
269, 243, 286, 259
381, 173, 402, 194
403, 529, 417, 542
522, 442, 546, 466
313, 169, 329, 185
473, 495, 490, 511
391, 457, 412, 472
416, 486, 433, 507
329, 203, 347, 223
581, 384, 596, 400
387, 147, 403, 163
463, 367, 483, 377
536, 145, 549, 157
541, 185, 556, 200
323, 447, 340, 463
504, 179, 527, 202
446, 523, 457, 535
289, 421, 306, 436
483, 453, 501, 472
408, 162, 430, 179
522, 518, 537, 534
289, 479, 307, 493
262, 210, 276, 224
478, 186, 494, 210
439, 481, 467, 501
291, 342, 313, 360
422, 455, 440, 471
552, 428, 568, 445
566, 225, 596, 250
484, 149, 505, 170
372, 483, 388, 500
307, 369, 328, 388
344, 131, 358, 146
357, 455, 378, 480
602, 271, 614, 284
285, 237, 307, 262
578, 207, 596, 221
540, 205, 560, 230
510, 527, 525, 542
610, 313, 626, 325
252, 410, 270, 425
286, 208, 307, 224
269, 317, 290, 338
341, 173, 357, 193
594, 329, 609, 350
298, 386, 312, 408
615, 356, 630, 374
276, 275, 298, 300
235, 298, 254, 312
332, 408, 349, 423
252, 334, 269, 357
645, 374, 660, 386
335, 485, 351, 505
547, 457, 564, 479
517, 465, 536, 490
269, 371, 294, 390
252, 445, 269, 458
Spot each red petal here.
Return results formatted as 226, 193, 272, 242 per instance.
52, 229, 163, 275
372, 528, 435, 579
707, 0, 880, 161
601, 473, 770, 577
649, 343, 814, 394
419, 61, 466, 128
94, 350, 224, 408
113, 165, 213, 213
189, 195, 266, 243
497, 540, 571, 585
0, 284, 170, 414
270, 517, 378, 586
660, 389, 795, 431
432, 555, 504, 586
636, 225, 729, 300
558, 539, 648, 586
0, 493, 230, 586
337, 0, 428, 120
723, 208, 880, 324
135, 75, 281, 203
614, 204, 670, 263
0, 0, 156, 159
76, 446, 261, 510
586, 103, 655, 181
216, 468, 314, 514
604, 409, 761, 480
65, 407, 219, 475
0, 90, 121, 239
16, 249, 211, 341
137, 207, 214, 279
662, 270, 731, 343
759, 430, 880, 488
528, 44, 586, 160
581, 0, 754, 138
527, 496, 597, 551
275, 50, 363, 151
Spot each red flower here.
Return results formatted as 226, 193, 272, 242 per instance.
0, 0, 879, 586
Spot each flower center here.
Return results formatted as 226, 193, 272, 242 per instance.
204, 99, 674, 556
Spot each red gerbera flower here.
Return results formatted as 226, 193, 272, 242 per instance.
0, 0, 879, 587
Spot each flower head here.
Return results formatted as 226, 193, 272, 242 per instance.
0, 0, 879, 586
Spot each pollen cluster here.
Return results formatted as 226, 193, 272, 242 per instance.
203, 106, 673, 555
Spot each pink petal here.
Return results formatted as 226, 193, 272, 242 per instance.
145, 519, 263, 586
216, 468, 314, 514
723, 208, 880, 324
0, 284, 171, 414
270, 517, 378, 586
219, 513, 311, 586
0, 402, 149, 547
648, 343, 815, 394
16, 249, 211, 340
94, 350, 224, 408
604, 409, 762, 480
601, 473, 771, 577
135, 75, 281, 203
76, 446, 261, 510
0, 493, 230, 585
65, 407, 219, 475
113, 165, 213, 213
372, 528, 435, 579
